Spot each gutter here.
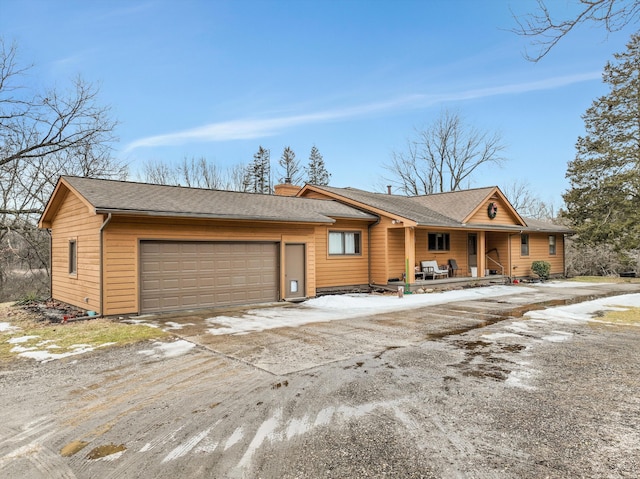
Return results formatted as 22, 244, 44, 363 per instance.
99, 213, 113, 315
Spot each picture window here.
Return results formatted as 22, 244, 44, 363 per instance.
328, 231, 361, 255
428, 232, 450, 251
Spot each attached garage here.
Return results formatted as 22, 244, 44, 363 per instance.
140, 241, 279, 313
38, 176, 378, 315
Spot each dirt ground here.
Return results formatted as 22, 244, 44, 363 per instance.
1, 282, 639, 478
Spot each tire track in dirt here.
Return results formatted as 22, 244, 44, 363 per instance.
60, 347, 276, 479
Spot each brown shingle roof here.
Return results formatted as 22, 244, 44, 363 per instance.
521, 217, 574, 233
305, 185, 573, 233
409, 187, 497, 222
60, 177, 377, 224
309, 186, 459, 227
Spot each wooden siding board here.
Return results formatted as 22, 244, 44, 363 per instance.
511, 233, 565, 277
387, 228, 405, 280
415, 229, 469, 277
102, 216, 320, 315
469, 197, 522, 226
49, 192, 102, 312
315, 220, 369, 287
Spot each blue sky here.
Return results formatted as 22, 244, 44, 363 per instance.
1, 0, 637, 208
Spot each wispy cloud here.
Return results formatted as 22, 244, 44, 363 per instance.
123, 72, 599, 152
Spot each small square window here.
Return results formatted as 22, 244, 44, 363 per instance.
69, 239, 77, 275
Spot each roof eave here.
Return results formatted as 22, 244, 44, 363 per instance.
94, 208, 340, 224
299, 185, 418, 226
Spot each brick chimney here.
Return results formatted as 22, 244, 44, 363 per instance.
274, 182, 303, 196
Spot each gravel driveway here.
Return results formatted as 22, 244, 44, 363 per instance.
1, 282, 639, 478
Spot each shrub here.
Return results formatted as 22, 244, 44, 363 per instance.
531, 261, 551, 281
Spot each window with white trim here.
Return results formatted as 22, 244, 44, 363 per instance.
549, 235, 557, 255
328, 231, 361, 255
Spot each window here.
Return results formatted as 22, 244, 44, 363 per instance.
521, 234, 529, 256
69, 239, 77, 275
549, 235, 557, 255
428, 232, 450, 251
329, 231, 361, 255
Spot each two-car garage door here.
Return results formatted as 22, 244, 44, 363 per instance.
140, 241, 278, 313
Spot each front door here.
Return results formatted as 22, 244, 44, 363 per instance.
285, 244, 305, 299
468, 234, 477, 275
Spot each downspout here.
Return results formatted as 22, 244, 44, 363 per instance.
367, 214, 381, 286
99, 213, 113, 316
563, 234, 567, 278
46, 229, 52, 297
508, 232, 520, 284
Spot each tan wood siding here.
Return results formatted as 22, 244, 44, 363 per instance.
102, 217, 318, 315
387, 227, 405, 280
469, 198, 521, 226
300, 190, 333, 200
369, 218, 389, 285
486, 232, 510, 275
416, 229, 469, 277
49, 192, 102, 312
511, 233, 565, 277
315, 220, 369, 287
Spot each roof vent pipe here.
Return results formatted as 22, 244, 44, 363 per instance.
387, 185, 392, 195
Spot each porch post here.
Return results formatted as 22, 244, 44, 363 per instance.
478, 231, 486, 278
405, 227, 416, 283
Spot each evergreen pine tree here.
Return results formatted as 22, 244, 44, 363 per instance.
305, 145, 331, 185
243, 146, 272, 193
563, 33, 640, 252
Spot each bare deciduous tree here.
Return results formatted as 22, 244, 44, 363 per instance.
278, 146, 303, 184
512, 0, 640, 62
139, 156, 247, 191
501, 179, 556, 220
0, 38, 124, 299
384, 110, 507, 196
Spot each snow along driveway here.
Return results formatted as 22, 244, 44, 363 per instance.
1, 280, 640, 478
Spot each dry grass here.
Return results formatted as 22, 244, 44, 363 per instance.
599, 307, 640, 325
568, 276, 640, 284
0, 302, 168, 362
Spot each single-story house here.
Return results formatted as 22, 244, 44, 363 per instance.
39, 176, 572, 316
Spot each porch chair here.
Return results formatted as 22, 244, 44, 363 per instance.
448, 258, 459, 277
420, 260, 449, 279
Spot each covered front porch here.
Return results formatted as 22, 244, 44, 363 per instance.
384, 225, 512, 285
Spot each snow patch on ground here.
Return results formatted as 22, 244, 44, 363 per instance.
206, 285, 537, 336
138, 340, 195, 360
16, 345, 97, 363
163, 322, 195, 330
8, 335, 39, 344
525, 293, 640, 323
0, 322, 19, 332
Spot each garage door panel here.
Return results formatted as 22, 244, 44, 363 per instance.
140, 241, 278, 313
